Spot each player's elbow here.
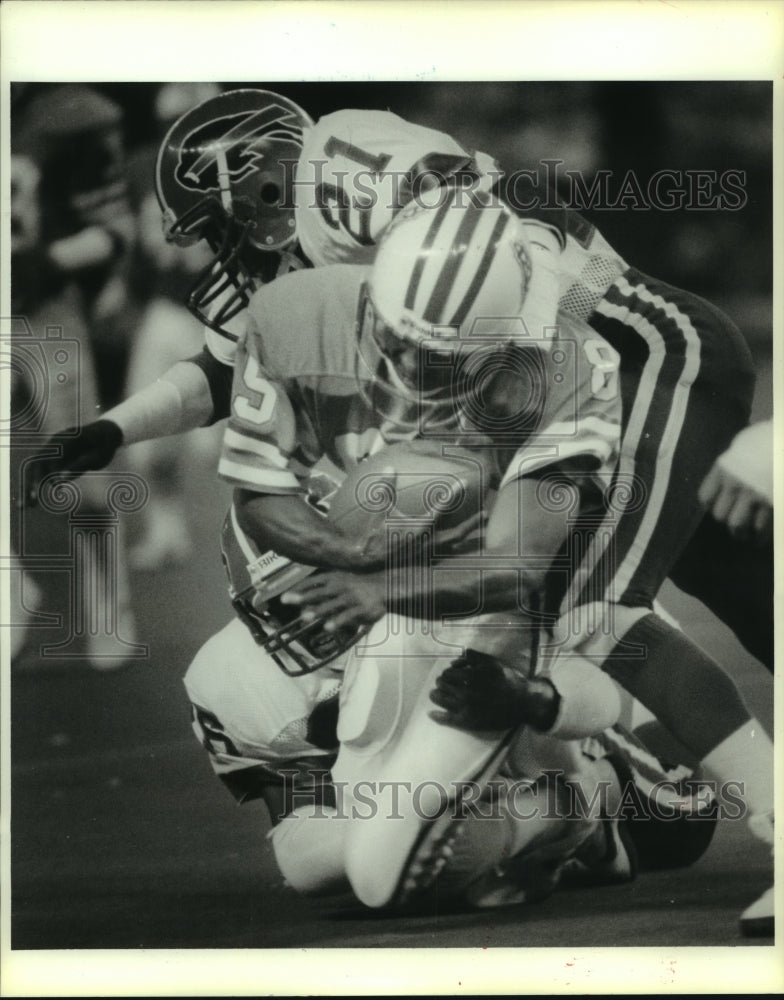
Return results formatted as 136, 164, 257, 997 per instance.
234, 488, 272, 533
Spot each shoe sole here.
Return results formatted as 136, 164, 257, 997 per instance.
388, 727, 518, 909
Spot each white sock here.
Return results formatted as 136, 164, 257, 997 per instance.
701, 720, 774, 821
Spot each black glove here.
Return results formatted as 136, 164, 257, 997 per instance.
26, 418, 124, 506
429, 647, 561, 733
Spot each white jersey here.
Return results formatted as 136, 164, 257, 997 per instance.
184, 618, 345, 802
557, 211, 629, 320
294, 109, 500, 268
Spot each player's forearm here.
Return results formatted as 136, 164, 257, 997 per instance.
234, 489, 387, 571
105, 360, 215, 446
382, 563, 539, 619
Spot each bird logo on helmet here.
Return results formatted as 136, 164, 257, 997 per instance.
155, 88, 314, 336
174, 102, 308, 197
355, 191, 542, 437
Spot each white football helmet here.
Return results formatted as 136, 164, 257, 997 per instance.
355, 193, 542, 435
220, 483, 362, 676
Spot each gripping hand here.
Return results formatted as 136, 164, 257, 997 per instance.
26, 419, 124, 506
429, 648, 561, 733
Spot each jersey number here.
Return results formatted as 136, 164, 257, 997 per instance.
316, 137, 471, 247
192, 705, 241, 759
323, 136, 392, 175
235, 354, 277, 425
584, 339, 619, 401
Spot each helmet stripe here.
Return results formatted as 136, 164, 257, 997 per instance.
421, 203, 485, 325
449, 211, 512, 328
403, 196, 455, 311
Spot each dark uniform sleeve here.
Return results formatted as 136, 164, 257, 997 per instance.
187, 347, 235, 424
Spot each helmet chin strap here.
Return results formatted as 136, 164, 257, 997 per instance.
276, 248, 307, 277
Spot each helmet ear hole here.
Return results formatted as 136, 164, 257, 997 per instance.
154, 87, 314, 335
260, 181, 282, 206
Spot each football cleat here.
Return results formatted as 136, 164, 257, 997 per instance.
565, 751, 639, 885
349, 726, 518, 909
565, 812, 639, 886
398, 817, 470, 903
398, 770, 600, 911
463, 774, 598, 909
465, 825, 585, 909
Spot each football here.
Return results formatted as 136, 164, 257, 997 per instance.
327, 440, 498, 551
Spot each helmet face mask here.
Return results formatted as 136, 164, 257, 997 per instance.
233, 583, 361, 678
355, 282, 463, 434
171, 201, 264, 333
156, 88, 313, 335
221, 490, 363, 678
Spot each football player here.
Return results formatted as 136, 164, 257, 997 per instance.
21, 88, 608, 905
283, 194, 773, 933
24, 88, 562, 498
25, 87, 771, 685
206, 194, 728, 911
24, 88, 771, 927
183, 429, 714, 911
186, 195, 716, 905
186, 459, 716, 909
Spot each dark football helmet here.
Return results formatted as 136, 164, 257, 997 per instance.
155, 88, 314, 336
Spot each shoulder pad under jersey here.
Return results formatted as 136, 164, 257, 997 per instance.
295, 109, 499, 267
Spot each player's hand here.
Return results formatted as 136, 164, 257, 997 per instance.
698, 421, 773, 545
429, 648, 561, 733
26, 419, 124, 506
280, 569, 388, 633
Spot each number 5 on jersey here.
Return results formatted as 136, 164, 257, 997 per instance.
235, 353, 277, 425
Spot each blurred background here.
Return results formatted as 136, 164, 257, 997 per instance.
11, 79, 773, 322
